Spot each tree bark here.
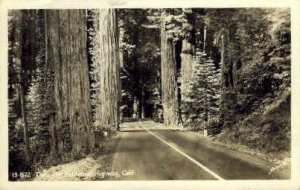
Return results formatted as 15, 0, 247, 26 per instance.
221, 26, 238, 128
93, 9, 120, 131
46, 10, 94, 156
203, 26, 207, 52
133, 96, 139, 119
141, 87, 145, 119
161, 11, 180, 126
180, 9, 196, 102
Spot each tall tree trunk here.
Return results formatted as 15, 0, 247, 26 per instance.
17, 11, 31, 162
46, 10, 94, 156
161, 11, 180, 126
180, 40, 194, 98
221, 26, 238, 128
180, 9, 196, 102
93, 9, 120, 131
203, 26, 207, 52
141, 87, 145, 119
220, 35, 224, 66
44, 10, 58, 156
132, 96, 139, 119
20, 80, 31, 162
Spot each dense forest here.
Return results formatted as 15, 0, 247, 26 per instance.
8, 8, 290, 179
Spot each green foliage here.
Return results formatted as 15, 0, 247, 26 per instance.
213, 8, 291, 155
181, 9, 290, 155
160, 8, 197, 42
8, 10, 53, 179
236, 9, 290, 116
88, 10, 102, 128
222, 90, 290, 156
181, 52, 222, 131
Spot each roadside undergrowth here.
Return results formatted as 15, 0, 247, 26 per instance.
210, 90, 291, 175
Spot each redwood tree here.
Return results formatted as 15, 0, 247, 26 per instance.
45, 10, 94, 156
160, 10, 180, 126
180, 9, 196, 101
91, 9, 120, 131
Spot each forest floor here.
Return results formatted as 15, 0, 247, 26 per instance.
34, 120, 290, 181
34, 145, 116, 181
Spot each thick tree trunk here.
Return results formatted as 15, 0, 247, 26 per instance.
180, 9, 195, 101
180, 40, 194, 98
46, 10, 94, 156
93, 9, 120, 131
161, 12, 180, 126
221, 28, 238, 128
132, 96, 139, 119
141, 105, 145, 119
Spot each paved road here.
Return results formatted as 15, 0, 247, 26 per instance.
108, 121, 289, 180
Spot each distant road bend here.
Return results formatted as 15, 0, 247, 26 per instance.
108, 120, 289, 180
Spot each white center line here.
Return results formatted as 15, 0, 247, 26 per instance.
143, 127, 225, 180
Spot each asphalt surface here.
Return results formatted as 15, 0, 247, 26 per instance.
109, 121, 290, 180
